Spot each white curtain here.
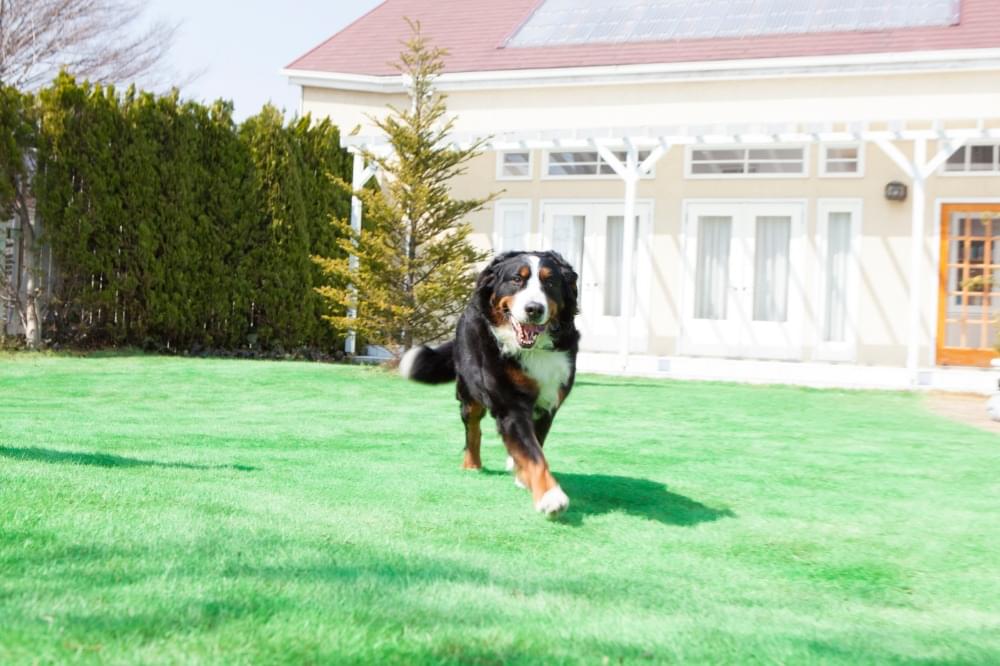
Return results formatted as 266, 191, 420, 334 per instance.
604, 215, 639, 316
753, 216, 791, 322
498, 209, 529, 253
551, 214, 585, 285
694, 216, 732, 320
824, 212, 851, 342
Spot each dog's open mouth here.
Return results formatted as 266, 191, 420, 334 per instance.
510, 317, 546, 348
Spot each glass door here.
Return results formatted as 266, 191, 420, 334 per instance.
742, 203, 804, 359
542, 203, 651, 353
937, 204, 1000, 366
682, 205, 742, 356
682, 202, 805, 359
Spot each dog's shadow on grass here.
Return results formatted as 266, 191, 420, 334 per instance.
486, 469, 733, 527
0, 446, 257, 472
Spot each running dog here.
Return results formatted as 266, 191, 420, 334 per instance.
400, 251, 579, 516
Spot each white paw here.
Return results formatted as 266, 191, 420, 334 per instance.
514, 476, 527, 489
505, 455, 515, 472
535, 486, 569, 517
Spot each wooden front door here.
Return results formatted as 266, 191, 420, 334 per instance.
937, 204, 1000, 367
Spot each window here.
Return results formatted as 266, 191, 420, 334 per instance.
944, 143, 1000, 174
550, 214, 585, 285
493, 201, 531, 253
820, 144, 863, 177
545, 150, 653, 178
815, 200, 861, 361
604, 215, 639, 316
496, 151, 532, 180
753, 216, 792, 322
693, 216, 732, 320
687, 146, 807, 177
823, 212, 851, 342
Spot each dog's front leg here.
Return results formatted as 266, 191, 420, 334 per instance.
498, 411, 569, 517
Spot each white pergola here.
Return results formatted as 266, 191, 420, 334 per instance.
343, 119, 1000, 383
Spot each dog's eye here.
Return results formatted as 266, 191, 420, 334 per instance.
512, 275, 523, 285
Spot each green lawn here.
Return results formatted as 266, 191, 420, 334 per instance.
1, 355, 998, 664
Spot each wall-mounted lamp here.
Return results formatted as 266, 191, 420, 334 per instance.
884, 181, 908, 202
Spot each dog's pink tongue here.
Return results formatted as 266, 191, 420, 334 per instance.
516, 322, 545, 346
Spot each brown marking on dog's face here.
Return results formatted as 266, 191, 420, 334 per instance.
518, 265, 531, 280
546, 296, 559, 320
490, 294, 514, 326
539, 266, 553, 280
505, 365, 539, 395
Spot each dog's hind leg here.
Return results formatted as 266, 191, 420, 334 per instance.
461, 401, 485, 470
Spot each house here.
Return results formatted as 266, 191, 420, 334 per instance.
284, 0, 1000, 392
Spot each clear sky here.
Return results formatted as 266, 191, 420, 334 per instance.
143, 0, 384, 120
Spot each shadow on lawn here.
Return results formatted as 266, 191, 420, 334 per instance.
484, 468, 733, 526
0, 446, 257, 471
556, 472, 732, 527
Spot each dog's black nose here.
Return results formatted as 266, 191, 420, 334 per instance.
524, 302, 545, 321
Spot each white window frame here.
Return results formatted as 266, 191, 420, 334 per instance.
814, 199, 863, 362
819, 143, 865, 178
939, 142, 1000, 176
492, 199, 534, 254
495, 150, 533, 181
685, 144, 810, 179
542, 149, 656, 181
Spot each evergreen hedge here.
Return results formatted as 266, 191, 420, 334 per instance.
8, 74, 352, 351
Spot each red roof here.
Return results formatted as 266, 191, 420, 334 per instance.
287, 0, 1000, 77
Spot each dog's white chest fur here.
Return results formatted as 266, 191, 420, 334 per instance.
518, 347, 571, 413
491, 323, 570, 413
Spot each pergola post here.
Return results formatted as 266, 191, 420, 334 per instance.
595, 142, 668, 369
908, 138, 927, 382
620, 146, 639, 370
346, 151, 377, 355
873, 135, 965, 384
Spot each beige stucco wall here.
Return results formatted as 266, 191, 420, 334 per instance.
300, 68, 1000, 367
448, 145, 1000, 366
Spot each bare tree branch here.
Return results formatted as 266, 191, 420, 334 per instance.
0, 0, 181, 90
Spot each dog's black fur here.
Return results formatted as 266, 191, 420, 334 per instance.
401, 251, 579, 515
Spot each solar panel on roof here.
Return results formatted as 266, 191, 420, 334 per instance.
506, 0, 961, 48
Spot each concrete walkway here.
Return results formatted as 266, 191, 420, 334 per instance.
924, 392, 1000, 434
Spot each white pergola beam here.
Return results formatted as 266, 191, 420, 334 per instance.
620, 146, 640, 371
873, 138, 918, 179
341, 118, 997, 371
908, 138, 928, 383
344, 120, 999, 152
921, 139, 967, 179
872, 136, 946, 385
345, 151, 378, 355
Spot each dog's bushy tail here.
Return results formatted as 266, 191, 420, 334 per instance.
399, 341, 456, 384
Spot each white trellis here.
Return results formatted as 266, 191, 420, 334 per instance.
345, 119, 1000, 382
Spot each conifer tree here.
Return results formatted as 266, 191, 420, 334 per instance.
313, 23, 495, 353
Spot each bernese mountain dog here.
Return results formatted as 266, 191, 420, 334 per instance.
400, 250, 579, 517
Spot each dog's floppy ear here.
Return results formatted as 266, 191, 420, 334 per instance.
545, 250, 578, 322
476, 252, 516, 314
